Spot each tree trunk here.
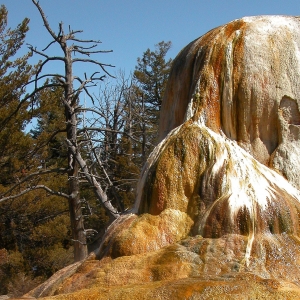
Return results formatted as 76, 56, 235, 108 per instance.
67, 162, 87, 261
65, 45, 88, 262
141, 94, 146, 165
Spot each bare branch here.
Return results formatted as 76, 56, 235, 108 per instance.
0, 184, 69, 203
69, 38, 102, 44
84, 229, 98, 235
66, 138, 119, 219
26, 73, 66, 86
73, 48, 113, 55
30, 56, 65, 92
72, 58, 115, 77
72, 78, 96, 103
77, 127, 120, 135
75, 107, 108, 121
74, 44, 98, 50
32, 0, 58, 41
80, 85, 95, 103
0, 168, 68, 198
85, 130, 124, 212
78, 171, 103, 182
28, 44, 49, 58
42, 40, 56, 51
72, 74, 105, 104
67, 28, 83, 36
77, 127, 140, 143
73, 76, 94, 93
58, 21, 63, 37
71, 239, 86, 245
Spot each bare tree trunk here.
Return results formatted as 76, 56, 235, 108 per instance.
25, 0, 117, 262
141, 94, 147, 165
65, 47, 87, 261
67, 161, 87, 261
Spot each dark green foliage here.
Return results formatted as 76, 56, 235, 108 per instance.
0, 6, 72, 294
0, 192, 73, 295
0, 5, 37, 187
133, 41, 173, 164
134, 41, 172, 110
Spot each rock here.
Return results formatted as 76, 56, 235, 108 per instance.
97, 209, 193, 258
27, 235, 300, 299
26, 15, 300, 299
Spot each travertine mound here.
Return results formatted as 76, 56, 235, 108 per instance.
27, 16, 300, 299
159, 15, 300, 189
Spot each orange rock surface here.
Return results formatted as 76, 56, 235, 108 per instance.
27, 16, 300, 299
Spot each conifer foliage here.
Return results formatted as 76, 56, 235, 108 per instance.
0, 4, 36, 186
0, 4, 71, 296
133, 41, 172, 164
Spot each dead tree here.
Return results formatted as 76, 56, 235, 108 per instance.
29, 0, 123, 261
0, 0, 122, 262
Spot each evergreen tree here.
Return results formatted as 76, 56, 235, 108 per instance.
133, 41, 173, 164
0, 3, 173, 290
0, 6, 71, 294
0, 5, 37, 186
29, 81, 67, 169
134, 41, 172, 111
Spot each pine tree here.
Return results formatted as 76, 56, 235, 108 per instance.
134, 41, 172, 111
0, 6, 71, 294
133, 41, 173, 164
0, 1, 118, 263
0, 5, 37, 187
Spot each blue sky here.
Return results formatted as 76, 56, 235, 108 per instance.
2, 0, 300, 79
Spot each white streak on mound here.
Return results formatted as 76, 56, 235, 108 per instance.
195, 122, 300, 265
198, 121, 300, 216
